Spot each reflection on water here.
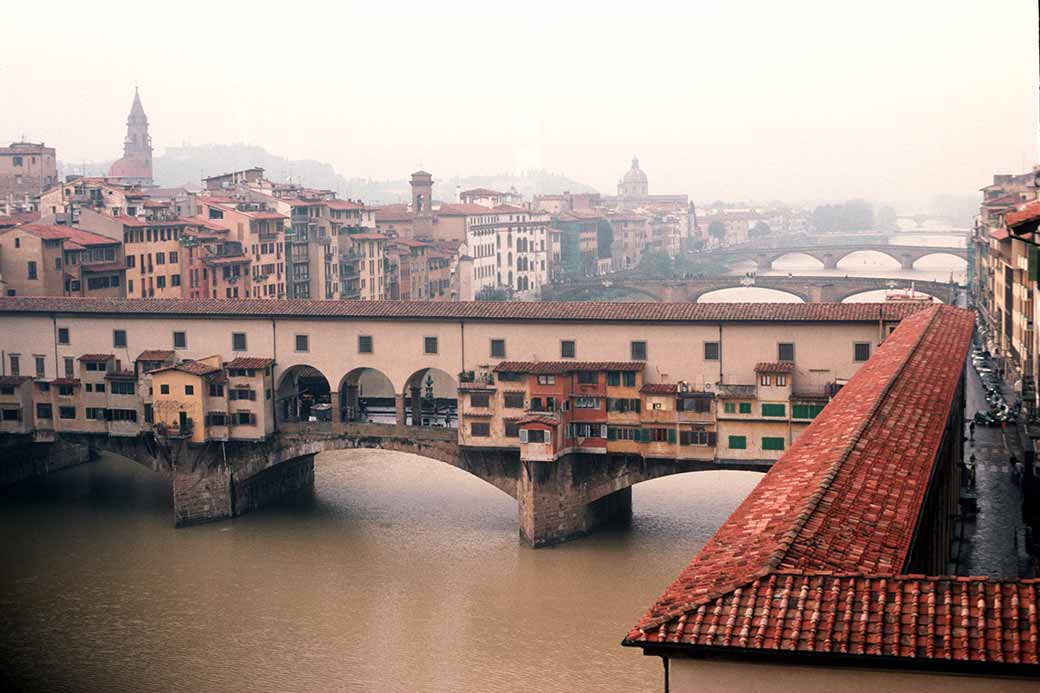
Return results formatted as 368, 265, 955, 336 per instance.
0, 451, 759, 693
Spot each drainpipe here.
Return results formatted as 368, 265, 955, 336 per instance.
271, 317, 278, 434
717, 324, 723, 384
52, 314, 59, 379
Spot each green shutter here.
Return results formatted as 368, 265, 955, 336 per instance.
724, 402, 736, 413
792, 404, 807, 419
607, 427, 617, 441
668, 429, 677, 444
728, 435, 747, 449
762, 436, 786, 451
762, 403, 786, 417
738, 402, 752, 414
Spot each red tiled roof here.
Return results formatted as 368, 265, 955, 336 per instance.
225, 357, 274, 369
203, 255, 249, 266
436, 203, 490, 216
514, 413, 559, 426
60, 227, 120, 247
6, 223, 71, 240
0, 298, 928, 324
77, 353, 115, 362
641, 383, 678, 394
991, 227, 1010, 241
490, 204, 528, 214
623, 306, 1022, 670
151, 360, 221, 376
1006, 200, 1040, 229
183, 216, 230, 232
460, 188, 503, 197
136, 350, 175, 362
754, 361, 796, 373
0, 212, 40, 227
0, 375, 31, 386
325, 199, 364, 211
494, 361, 644, 374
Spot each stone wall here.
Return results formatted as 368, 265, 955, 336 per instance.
0, 434, 90, 488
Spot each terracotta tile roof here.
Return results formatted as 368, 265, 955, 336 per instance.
0, 212, 40, 227
754, 361, 796, 373
136, 350, 175, 362
151, 360, 221, 376
77, 353, 114, 362
0, 375, 31, 386
460, 187, 503, 197
1007, 200, 1040, 229
225, 357, 274, 370
59, 227, 120, 247
325, 199, 364, 211
490, 204, 528, 214
6, 223, 71, 240
437, 203, 491, 216
991, 227, 1010, 241
640, 383, 678, 394
0, 298, 928, 324
623, 306, 1022, 671
494, 361, 644, 374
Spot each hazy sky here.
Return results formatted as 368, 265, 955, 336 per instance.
4, 1, 1038, 208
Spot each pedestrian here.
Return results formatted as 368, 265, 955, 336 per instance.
1015, 459, 1025, 486
967, 453, 977, 487
969, 420, 975, 441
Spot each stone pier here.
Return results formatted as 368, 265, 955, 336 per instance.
0, 434, 92, 489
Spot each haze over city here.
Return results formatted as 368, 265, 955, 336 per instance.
5, 0, 1038, 207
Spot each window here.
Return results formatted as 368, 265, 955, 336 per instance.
209, 384, 224, 397
2, 409, 20, 421
470, 421, 491, 437
631, 341, 647, 360
498, 371, 521, 382
504, 421, 520, 438
113, 330, 127, 348
184, 385, 194, 396
793, 403, 826, 419
295, 334, 309, 352
34, 356, 45, 378
110, 381, 134, 395
95, 383, 106, 394
160, 383, 170, 395
704, 342, 720, 361
574, 397, 600, 409
728, 435, 747, 449
526, 429, 547, 443
537, 375, 555, 385
234, 412, 257, 426
678, 396, 711, 413
207, 413, 228, 427
36, 403, 52, 419
27, 261, 37, 280
57, 328, 69, 345
776, 375, 787, 386
59, 406, 76, 419
58, 384, 74, 397
560, 340, 575, 358
762, 437, 786, 451
503, 392, 525, 408
359, 335, 373, 353
490, 339, 506, 358
739, 402, 752, 414
232, 333, 247, 351
607, 371, 621, 386
762, 403, 786, 417
86, 408, 107, 420
608, 397, 641, 413
109, 409, 138, 423
760, 374, 771, 386
155, 276, 166, 289
723, 402, 736, 414
424, 336, 438, 354
64, 358, 74, 378
623, 372, 636, 387
607, 426, 639, 441
0, 385, 12, 395
577, 371, 597, 384
778, 342, 795, 362
173, 331, 187, 349
469, 393, 490, 408
9, 355, 18, 376
854, 342, 871, 362
680, 429, 716, 446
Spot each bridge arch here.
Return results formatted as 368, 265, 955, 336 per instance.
910, 251, 968, 271
834, 249, 904, 269
765, 251, 826, 270
402, 367, 458, 427
694, 286, 807, 303
337, 367, 397, 423
276, 364, 333, 424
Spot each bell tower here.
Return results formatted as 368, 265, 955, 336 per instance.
124, 88, 152, 171
410, 170, 433, 218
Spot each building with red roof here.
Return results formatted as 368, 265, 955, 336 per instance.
622, 306, 1040, 689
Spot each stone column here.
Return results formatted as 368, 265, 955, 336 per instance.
900, 254, 915, 270
518, 453, 634, 547
173, 462, 233, 527
410, 386, 423, 427
394, 394, 407, 426
344, 384, 360, 422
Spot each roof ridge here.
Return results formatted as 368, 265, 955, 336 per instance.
634, 306, 944, 634
760, 305, 942, 575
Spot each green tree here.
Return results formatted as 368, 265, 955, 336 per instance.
708, 220, 727, 241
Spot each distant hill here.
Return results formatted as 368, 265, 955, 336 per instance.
58, 143, 599, 204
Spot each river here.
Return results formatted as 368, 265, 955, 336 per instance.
0, 450, 760, 692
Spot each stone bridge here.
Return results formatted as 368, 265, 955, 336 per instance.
713, 243, 966, 271
546, 275, 958, 304
1, 424, 770, 547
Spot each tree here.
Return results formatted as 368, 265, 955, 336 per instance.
638, 250, 675, 278
749, 221, 771, 238
708, 220, 727, 241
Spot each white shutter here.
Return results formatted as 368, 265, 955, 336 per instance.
519, 429, 529, 443
600, 424, 608, 439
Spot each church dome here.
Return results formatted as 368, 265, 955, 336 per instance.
623, 157, 648, 185
108, 156, 152, 181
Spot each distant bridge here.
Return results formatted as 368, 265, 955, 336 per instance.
546, 275, 959, 304
704, 239, 965, 272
